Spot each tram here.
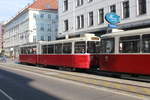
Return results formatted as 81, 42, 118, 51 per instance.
19, 34, 100, 69
98, 28, 150, 75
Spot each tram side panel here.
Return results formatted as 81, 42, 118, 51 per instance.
19, 54, 37, 64
38, 54, 91, 69
98, 54, 150, 75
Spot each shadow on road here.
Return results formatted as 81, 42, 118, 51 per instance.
0, 69, 61, 100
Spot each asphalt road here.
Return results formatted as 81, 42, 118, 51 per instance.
0, 65, 142, 100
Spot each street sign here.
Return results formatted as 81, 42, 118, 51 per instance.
105, 13, 120, 24
108, 24, 118, 28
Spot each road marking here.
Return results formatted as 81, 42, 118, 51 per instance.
0, 89, 14, 100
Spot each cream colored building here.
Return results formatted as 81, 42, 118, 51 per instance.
58, 0, 150, 38
3, 0, 58, 57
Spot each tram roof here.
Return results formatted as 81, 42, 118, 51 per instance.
39, 34, 100, 45
101, 27, 150, 38
20, 34, 100, 47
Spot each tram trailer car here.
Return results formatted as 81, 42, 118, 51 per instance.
98, 28, 150, 75
19, 34, 101, 69
19, 43, 37, 64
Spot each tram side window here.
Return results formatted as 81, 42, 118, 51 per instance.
28, 46, 36, 54
48, 45, 54, 54
95, 41, 101, 53
42, 45, 48, 54
63, 43, 72, 54
119, 36, 140, 53
55, 44, 62, 54
31, 46, 37, 54
142, 34, 150, 53
20, 48, 25, 54
101, 38, 114, 53
87, 41, 96, 53
75, 41, 86, 53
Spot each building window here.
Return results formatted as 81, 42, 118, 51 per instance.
48, 36, 51, 41
64, 20, 69, 31
77, 16, 80, 29
40, 14, 44, 18
41, 36, 44, 41
81, 15, 84, 28
110, 5, 116, 13
98, 8, 104, 24
123, 1, 130, 19
33, 36, 36, 42
48, 14, 51, 19
138, 0, 146, 15
88, 11, 94, 26
88, 0, 93, 3
77, 15, 84, 29
47, 24, 51, 32
63, 0, 68, 11
40, 24, 44, 31
33, 13, 36, 18
77, 0, 83, 7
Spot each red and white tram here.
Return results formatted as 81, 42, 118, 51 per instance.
19, 34, 100, 69
98, 28, 150, 75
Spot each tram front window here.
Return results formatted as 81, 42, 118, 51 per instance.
101, 38, 114, 53
75, 41, 86, 53
119, 36, 140, 53
142, 34, 150, 53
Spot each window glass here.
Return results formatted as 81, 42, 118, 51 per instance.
55, 44, 63, 54
63, 43, 72, 54
95, 41, 101, 53
119, 36, 140, 53
75, 41, 86, 53
138, 0, 146, 15
87, 41, 96, 53
21, 46, 36, 54
48, 45, 54, 54
42, 45, 48, 54
142, 34, 150, 53
123, 1, 130, 18
31, 46, 37, 54
101, 38, 114, 53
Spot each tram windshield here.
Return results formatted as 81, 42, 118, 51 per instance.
101, 38, 114, 53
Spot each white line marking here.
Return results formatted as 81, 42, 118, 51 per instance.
0, 89, 14, 100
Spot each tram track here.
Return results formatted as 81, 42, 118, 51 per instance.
0, 62, 150, 97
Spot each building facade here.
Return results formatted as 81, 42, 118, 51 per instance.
58, 0, 150, 38
3, 0, 58, 57
0, 23, 4, 51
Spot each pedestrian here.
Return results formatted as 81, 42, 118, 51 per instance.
2, 55, 7, 63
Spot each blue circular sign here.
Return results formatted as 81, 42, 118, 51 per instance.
105, 13, 121, 24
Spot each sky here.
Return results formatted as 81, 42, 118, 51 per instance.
0, 0, 33, 22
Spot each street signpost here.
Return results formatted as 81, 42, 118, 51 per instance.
105, 12, 121, 32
